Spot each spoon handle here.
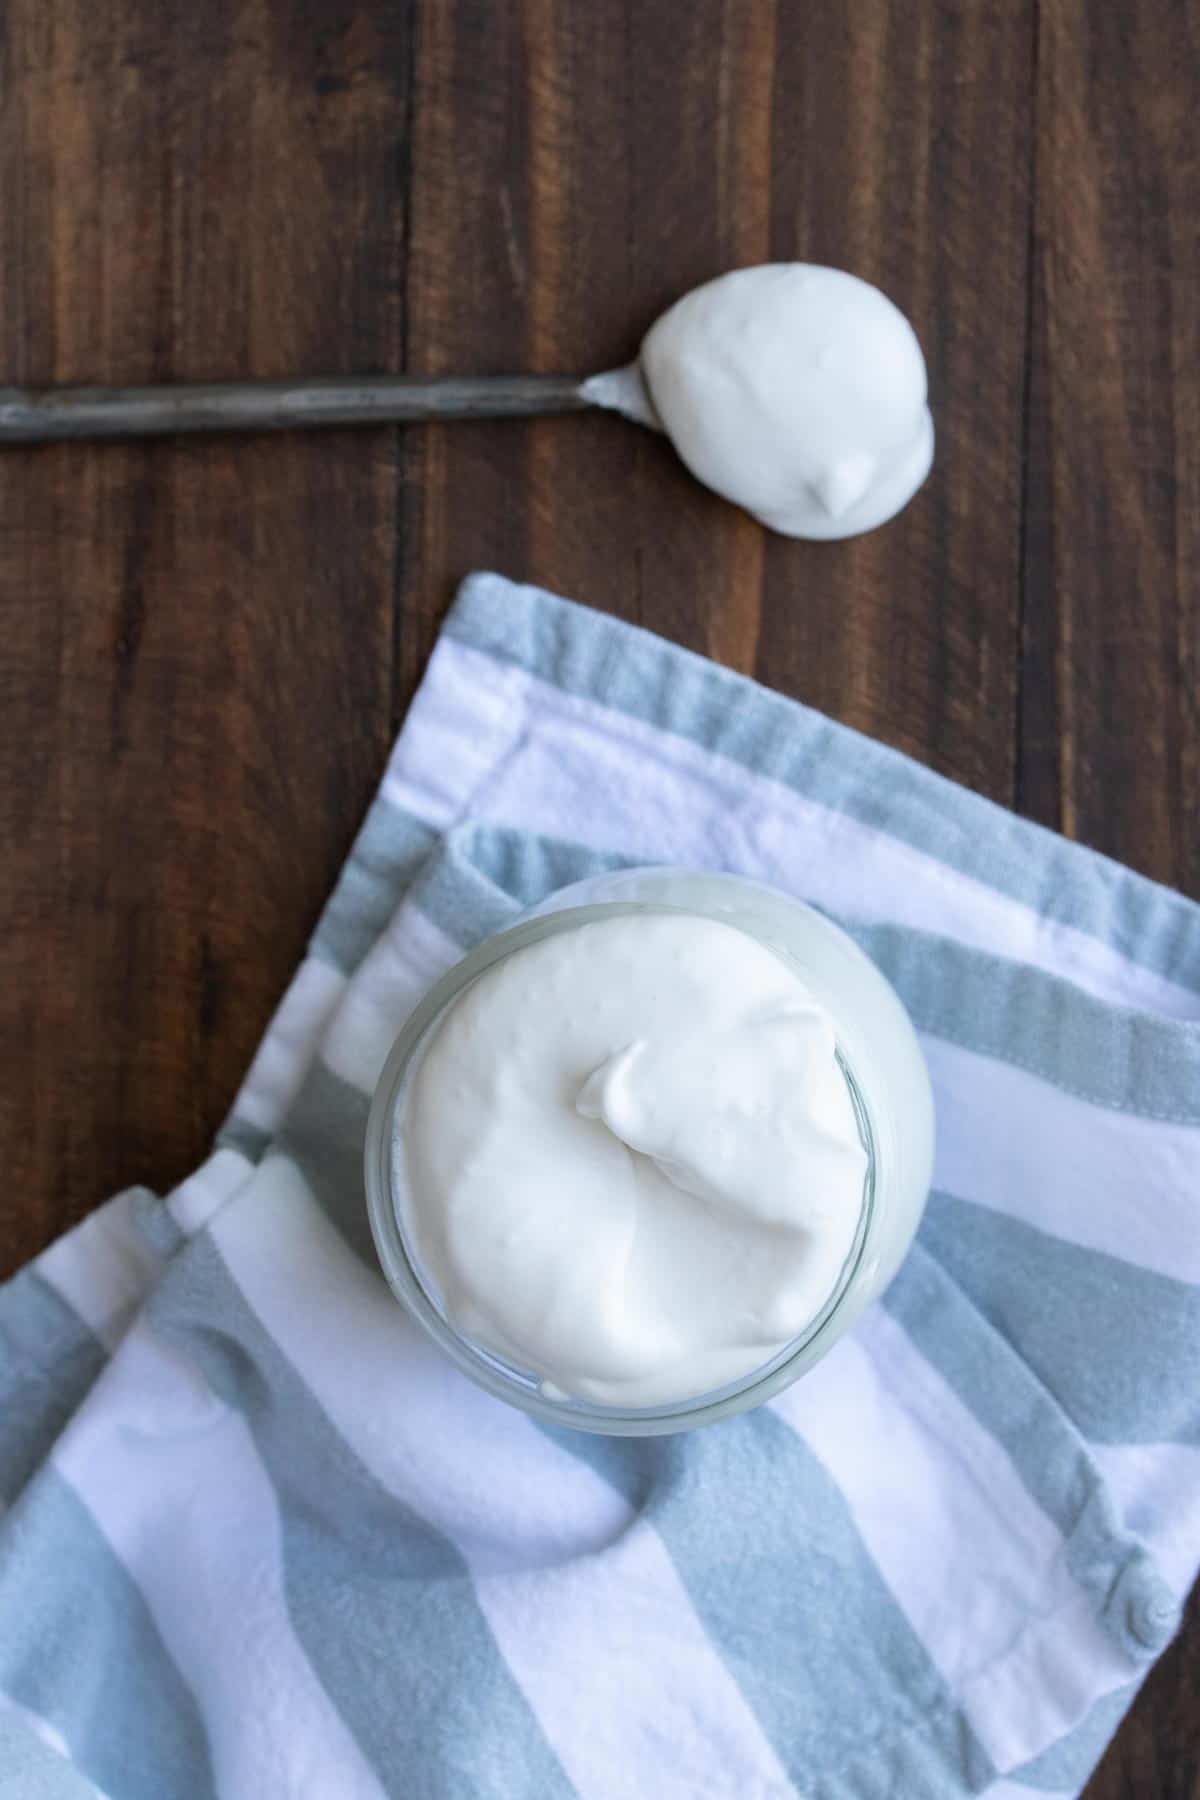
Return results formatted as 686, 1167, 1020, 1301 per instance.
0, 373, 591, 444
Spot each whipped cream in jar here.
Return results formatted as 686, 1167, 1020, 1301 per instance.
365, 870, 934, 1434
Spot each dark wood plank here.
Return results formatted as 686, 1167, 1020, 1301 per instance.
1020, 0, 1200, 896
1025, 6, 1200, 1795
399, 0, 786, 697
401, 0, 832, 695
0, 0, 408, 1270
398, 0, 644, 714
757, 3, 1036, 806
1091, 1586, 1200, 1800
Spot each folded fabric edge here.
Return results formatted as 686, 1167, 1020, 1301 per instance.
221, 807, 1200, 1186
444, 571, 1200, 1005
0, 1158, 256, 1513
215, 570, 1200, 1167
0, 1698, 106, 1799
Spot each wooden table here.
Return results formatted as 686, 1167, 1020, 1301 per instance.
1, 3, 1196, 1792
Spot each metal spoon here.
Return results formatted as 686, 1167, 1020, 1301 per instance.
0, 266, 935, 542
0, 363, 658, 445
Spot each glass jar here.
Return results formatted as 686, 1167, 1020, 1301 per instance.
364, 868, 934, 1435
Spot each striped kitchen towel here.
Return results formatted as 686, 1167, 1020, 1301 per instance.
1, 571, 1198, 1800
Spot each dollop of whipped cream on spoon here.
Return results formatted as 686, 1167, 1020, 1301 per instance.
584, 263, 933, 540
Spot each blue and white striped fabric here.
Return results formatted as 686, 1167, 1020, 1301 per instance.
2, 571, 1198, 1800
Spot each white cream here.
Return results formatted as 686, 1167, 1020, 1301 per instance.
635, 263, 933, 539
396, 913, 868, 1408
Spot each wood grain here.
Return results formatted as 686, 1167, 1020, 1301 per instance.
0, 2, 1197, 1792
1020, 0, 1200, 891
1023, 4, 1200, 1795
0, 0, 407, 1259
399, 0, 646, 713
757, 3, 1038, 810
